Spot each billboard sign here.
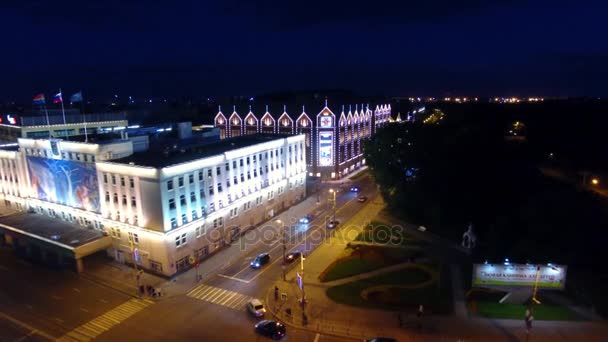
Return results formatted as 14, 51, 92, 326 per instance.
319, 132, 333, 166
472, 263, 566, 289
27, 157, 100, 212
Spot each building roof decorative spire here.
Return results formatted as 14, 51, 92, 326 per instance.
218, 105, 221, 112
266, 104, 269, 113
325, 98, 328, 107
233, 105, 236, 113
283, 104, 286, 113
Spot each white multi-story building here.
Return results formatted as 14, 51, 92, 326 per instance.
0, 133, 306, 276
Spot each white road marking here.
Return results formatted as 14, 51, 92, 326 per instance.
57, 298, 153, 342
54, 317, 64, 323
314, 333, 320, 342
73, 288, 81, 293
0, 311, 55, 341
217, 274, 250, 283
187, 284, 253, 311
80, 308, 89, 313
98, 299, 108, 303
51, 295, 63, 300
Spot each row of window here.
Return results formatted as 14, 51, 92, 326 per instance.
166, 146, 303, 192
105, 192, 137, 207
103, 174, 135, 188
23, 148, 96, 163
175, 217, 224, 248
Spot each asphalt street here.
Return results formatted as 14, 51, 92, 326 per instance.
0, 248, 133, 341
97, 176, 375, 341
0, 175, 374, 341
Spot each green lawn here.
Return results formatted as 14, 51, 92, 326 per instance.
320, 245, 429, 282
354, 222, 420, 246
326, 267, 452, 313
321, 257, 386, 282
475, 302, 582, 321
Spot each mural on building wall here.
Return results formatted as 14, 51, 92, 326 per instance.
27, 157, 100, 212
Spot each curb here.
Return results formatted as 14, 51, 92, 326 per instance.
264, 282, 370, 341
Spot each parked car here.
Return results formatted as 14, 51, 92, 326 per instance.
285, 251, 303, 264
357, 195, 368, 203
250, 253, 270, 269
246, 298, 266, 317
327, 220, 339, 229
299, 214, 313, 224
254, 320, 286, 340
350, 186, 360, 192
418, 226, 427, 232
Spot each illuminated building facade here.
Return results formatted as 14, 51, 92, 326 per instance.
0, 133, 306, 276
214, 102, 390, 179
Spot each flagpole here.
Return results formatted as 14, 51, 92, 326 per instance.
80, 91, 88, 142
43, 104, 50, 127
59, 88, 67, 125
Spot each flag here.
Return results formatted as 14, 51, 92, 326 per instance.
53, 91, 63, 104
32, 93, 46, 105
70, 91, 83, 103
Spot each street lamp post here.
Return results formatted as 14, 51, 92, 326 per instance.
329, 189, 336, 223
277, 219, 286, 281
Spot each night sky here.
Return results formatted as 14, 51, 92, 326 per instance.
1, 0, 606, 100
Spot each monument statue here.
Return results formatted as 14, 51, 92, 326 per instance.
462, 222, 477, 249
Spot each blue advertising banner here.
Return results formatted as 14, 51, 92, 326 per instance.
319, 132, 333, 166
27, 157, 100, 212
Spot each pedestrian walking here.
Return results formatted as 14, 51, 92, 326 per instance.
274, 286, 279, 301
417, 304, 424, 329
525, 308, 533, 334
397, 312, 403, 327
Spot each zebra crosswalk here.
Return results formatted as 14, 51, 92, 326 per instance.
57, 298, 154, 342
187, 284, 254, 311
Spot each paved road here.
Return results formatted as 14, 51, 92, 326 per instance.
0, 175, 373, 342
97, 294, 357, 342
98, 176, 375, 341
0, 248, 134, 341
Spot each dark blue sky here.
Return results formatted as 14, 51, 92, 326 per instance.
1, 0, 606, 100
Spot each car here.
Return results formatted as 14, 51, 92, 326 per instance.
299, 214, 313, 224
357, 195, 368, 203
285, 251, 303, 263
350, 186, 360, 192
254, 320, 286, 340
250, 253, 270, 269
327, 220, 339, 229
417, 226, 427, 232
364, 338, 398, 342
246, 298, 266, 317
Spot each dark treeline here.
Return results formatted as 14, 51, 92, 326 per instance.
365, 99, 608, 314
